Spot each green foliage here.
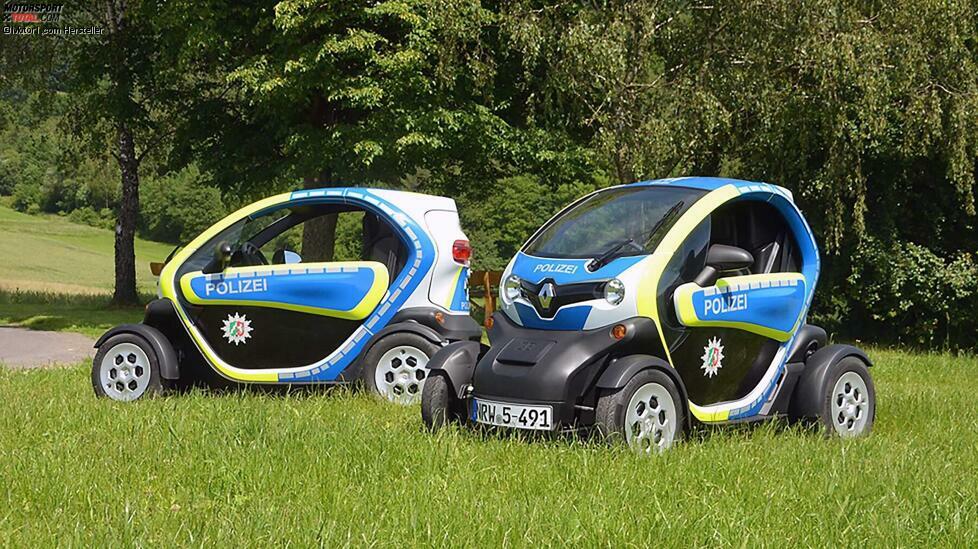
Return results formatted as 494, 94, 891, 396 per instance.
834, 238, 978, 350
67, 207, 115, 231
6, 1, 978, 348
0, 95, 120, 216
334, 211, 365, 262
139, 166, 226, 244
462, 175, 601, 270
265, 210, 364, 261
167, 0, 508, 193
11, 182, 42, 213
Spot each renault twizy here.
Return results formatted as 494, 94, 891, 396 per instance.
421, 177, 875, 452
92, 187, 481, 403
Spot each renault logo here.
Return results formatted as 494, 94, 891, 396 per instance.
538, 282, 556, 308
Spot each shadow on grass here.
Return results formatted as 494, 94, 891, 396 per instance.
0, 289, 155, 339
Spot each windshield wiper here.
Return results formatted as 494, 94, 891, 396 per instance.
587, 238, 639, 272
585, 200, 686, 273
638, 200, 685, 247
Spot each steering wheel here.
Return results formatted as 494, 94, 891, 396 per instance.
239, 241, 268, 266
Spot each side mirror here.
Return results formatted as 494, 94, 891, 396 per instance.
694, 244, 754, 286
283, 250, 302, 264
202, 241, 232, 274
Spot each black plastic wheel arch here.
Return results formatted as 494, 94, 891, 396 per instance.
788, 344, 872, 420
94, 323, 180, 381
596, 354, 692, 429
424, 340, 483, 399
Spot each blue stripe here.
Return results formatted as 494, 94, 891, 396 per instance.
188, 268, 376, 312
689, 280, 806, 335
511, 253, 645, 285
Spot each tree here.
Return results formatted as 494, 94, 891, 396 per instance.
166, 0, 507, 258
499, 1, 697, 184
4, 1, 188, 304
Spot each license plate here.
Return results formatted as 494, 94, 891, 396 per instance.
471, 399, 554, 431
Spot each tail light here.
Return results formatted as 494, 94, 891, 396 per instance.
452, 239, 472, 264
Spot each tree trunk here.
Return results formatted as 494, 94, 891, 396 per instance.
300, 171, 338, 262
112, 125, 140, 305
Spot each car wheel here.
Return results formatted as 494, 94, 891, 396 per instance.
92, 334, 164, 401
821, 357, 875, 438
362, 332, 439, 405
595, 369, 685, 454
421, 373, 465, 431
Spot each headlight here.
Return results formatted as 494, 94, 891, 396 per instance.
502, 274, 522, 303
604, 278, 625, 305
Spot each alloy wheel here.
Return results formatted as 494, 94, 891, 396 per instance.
624, 382, 677, 453
97, 342, 152, 401
375, 345, 429, 405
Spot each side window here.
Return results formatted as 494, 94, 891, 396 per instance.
179, 202, 408, 278
708, 201, 800, 274
659, 219, 710, 334
248, 205, 407, 277
263, 211, 365, 263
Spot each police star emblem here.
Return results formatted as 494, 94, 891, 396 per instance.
701, 337, 724, 378
222, 313, 253, 345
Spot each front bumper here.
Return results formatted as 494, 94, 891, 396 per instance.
469, 312, 662, 427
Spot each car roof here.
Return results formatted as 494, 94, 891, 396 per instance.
627, 176, 793, 200
289, 187, 458, 215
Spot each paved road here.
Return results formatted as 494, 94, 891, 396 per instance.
0, 327, 95, 368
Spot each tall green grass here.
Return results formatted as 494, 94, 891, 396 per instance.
0, 349, 975, 546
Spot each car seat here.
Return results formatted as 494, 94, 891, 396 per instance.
362, 213, 407, 280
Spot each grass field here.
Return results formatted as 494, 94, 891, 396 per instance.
0, 290, 148, 338
0, 205, 172, 295
0, 349, 976, 546
0, 205, 167, 336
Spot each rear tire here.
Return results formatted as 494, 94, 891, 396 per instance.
420, 373, 464, 431
595, 369, 685, 453
92, 334, 164, 401
820, 357, 875, 438
361, 332, 439, 405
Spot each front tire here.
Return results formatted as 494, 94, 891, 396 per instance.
595, 369, 685, 454
361, 332, 439, 405
92, 334, 164, 401
420, 373, 465, 431
820, 357, 875, 438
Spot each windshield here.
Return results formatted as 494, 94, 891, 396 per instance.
524, 186, 706, 259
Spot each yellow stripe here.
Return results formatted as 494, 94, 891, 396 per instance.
443, 266, 464, 309
635, 185, 741, 366
179, 261, 389, 320
689, 402, 731, 422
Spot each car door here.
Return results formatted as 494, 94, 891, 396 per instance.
174, 201, 392, 374
661, 200, 807, 407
